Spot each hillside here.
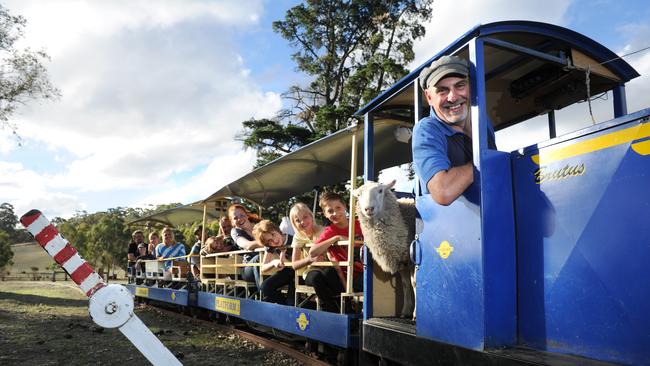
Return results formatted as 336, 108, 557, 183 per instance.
9, 242, 126, 277
9, 242, 53, 274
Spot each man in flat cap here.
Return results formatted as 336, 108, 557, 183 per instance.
412, 55, 495, 206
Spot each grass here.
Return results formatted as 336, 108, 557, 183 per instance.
9, 242, 126, 278
0, 281, 301, 365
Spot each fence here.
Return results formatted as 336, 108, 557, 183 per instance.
1, 271, 69, 282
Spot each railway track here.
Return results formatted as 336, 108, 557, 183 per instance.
145, 303, 334, 366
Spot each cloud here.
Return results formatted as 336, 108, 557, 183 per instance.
133, 147, 257, 207
1, 0, 281, 206
7, 0, 263, 58
0, 161, 85, 219
617, 22, 650, 114
412, 0, 571, 67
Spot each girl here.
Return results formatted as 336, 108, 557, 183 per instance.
227, 204, 264, 289
147, 232, 160, 257
289, 203, 325, 281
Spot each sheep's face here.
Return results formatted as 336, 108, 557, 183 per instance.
354, 180, 396, 218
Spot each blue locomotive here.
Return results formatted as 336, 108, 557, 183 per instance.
127, 21, 649, 365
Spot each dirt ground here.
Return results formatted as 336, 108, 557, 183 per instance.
0, 281, 303, 365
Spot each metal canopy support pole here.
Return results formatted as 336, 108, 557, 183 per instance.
347, 126, 359, 295
201, 203, 208, 244
613, 84, 627, 118
414, 80, 423, 196
548, 110, 557, 139
363, 112, 374, 319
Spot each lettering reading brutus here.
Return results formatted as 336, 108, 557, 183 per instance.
534, 163, 586, 184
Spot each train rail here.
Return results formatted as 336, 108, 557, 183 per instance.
142, 301, 334, 366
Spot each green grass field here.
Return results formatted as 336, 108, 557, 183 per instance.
9, 243, 126, 277
9, 243, 53, 274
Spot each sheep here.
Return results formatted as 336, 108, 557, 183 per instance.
352, 179, 416, 320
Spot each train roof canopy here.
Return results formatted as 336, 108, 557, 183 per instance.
356, 21, 640, 130
203, 119, 412, 207
127, 199, 228, 228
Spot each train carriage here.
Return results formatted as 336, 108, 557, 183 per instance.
357, 21, 649, 365
125, 20, 649, 366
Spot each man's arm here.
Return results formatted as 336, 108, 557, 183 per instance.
427, 162, 473, 206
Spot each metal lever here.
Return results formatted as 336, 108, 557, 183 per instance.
20, 209, 182, 366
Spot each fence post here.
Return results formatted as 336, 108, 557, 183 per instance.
52, 271, 56, 282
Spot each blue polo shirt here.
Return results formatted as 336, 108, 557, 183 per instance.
412, 109, 495, 193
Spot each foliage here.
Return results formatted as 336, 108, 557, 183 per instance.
0, 231, 13, 270
238, 0, 432, 167
0, 202, 17, 237
0, 202, 32, 244
0, 5, 60, 137
56, 209, 130, 275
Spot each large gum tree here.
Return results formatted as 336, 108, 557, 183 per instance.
239, 0, 433, 168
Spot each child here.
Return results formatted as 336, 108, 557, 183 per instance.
308, 192, 364, 312
228, 204, 264, 289
189, 226, 203, 278
201, 235, 236, 254
253, 220, 295, 305
147, 232, 160, 256
289, 203, 325, 279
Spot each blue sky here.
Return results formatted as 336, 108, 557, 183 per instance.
1, 0, 649, 219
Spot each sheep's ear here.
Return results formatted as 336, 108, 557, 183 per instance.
351, 187, 360, 197
386, 180, 396, 190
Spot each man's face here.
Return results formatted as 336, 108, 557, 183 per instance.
220, 218, 232, 235
163, 230, 174, 244
323, 200, 347, 226
138, 246, 147, 256
425, 76, 469, 127
134, 233, 144, 244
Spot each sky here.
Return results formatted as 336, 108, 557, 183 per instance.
1, 0, 649, 220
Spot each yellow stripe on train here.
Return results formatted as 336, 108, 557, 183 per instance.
532, 122, 650, 165
135, 287, 149, 297
215, 297, 240, 316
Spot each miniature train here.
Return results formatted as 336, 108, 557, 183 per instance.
126, 21, 650, 365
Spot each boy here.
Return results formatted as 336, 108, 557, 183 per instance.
253, 220, 295, 305
308, 192, 363, 312
201, 235, 236, 255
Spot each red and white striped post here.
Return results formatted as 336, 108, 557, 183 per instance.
21, 209, 105, 297
20, 209, 182, 366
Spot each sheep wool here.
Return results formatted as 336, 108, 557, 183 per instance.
354, 181, 415, 274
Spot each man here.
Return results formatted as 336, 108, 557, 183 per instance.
127, 230, 145, 277
412, 55, 495, 206
156, 227, 186, 281
218, 216, 235, 248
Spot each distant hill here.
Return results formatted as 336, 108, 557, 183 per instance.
9, 242, 53, 274
9, 242, 125, 277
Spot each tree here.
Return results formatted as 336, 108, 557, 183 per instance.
0, 5, 59, 137
89, 210, 129, 283
238, 0, 433, 167
0, 231, 13, 271
0, 202, 17, 237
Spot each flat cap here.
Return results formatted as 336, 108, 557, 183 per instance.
419, 55, 469, 90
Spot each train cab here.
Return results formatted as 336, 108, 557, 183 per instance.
357, 21, 650, 365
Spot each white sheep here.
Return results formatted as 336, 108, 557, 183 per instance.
352, 179, 416, 319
